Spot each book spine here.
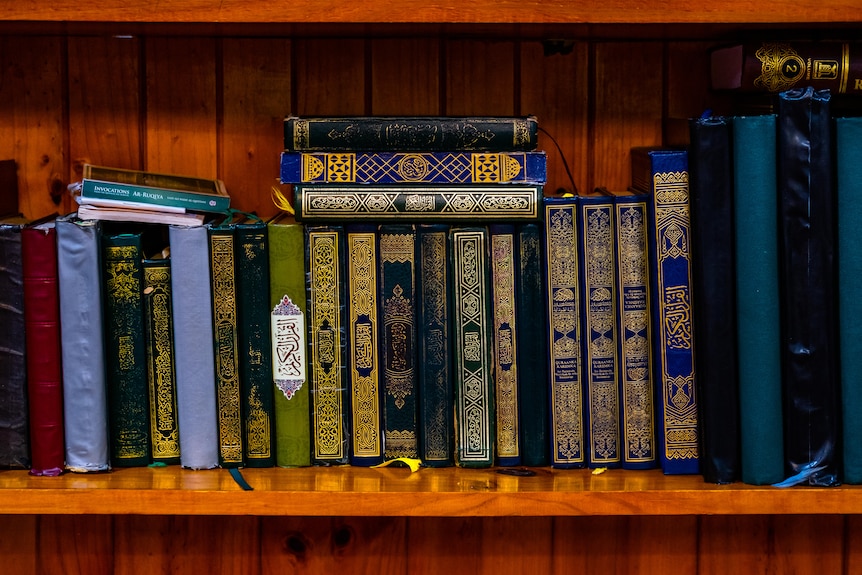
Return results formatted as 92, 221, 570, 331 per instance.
22, 223, 65, 476
56, 216, 110, 472
345, 224, 384, 466
838, 116, 862, 485
378, 224, 420, 460
543, 197, 586, 469
81, 179, 230, 213
450, 226, 494, 467
102, 231, 151, 467
267, 219, 311, 468
489, 224, 522, 467
0, 223, 29, 468
142, 257, 181, 465
280, 151, 547, 184
293, 184, 542, 223
613, 193, 658, 471
777, 88, 840, 486
637, 148, 700, 475
235, 221, 275, 467
516, 223, 550, 467
689, 116, 740, 484
578, 195, 621, 468
168, 225, 219, 470
417, 224, 454, 467
732, 114, 784, 485
284, 116, 539, 152
209, 224, 244, 468
711, 41, 862, 94
306, 225, 350, 465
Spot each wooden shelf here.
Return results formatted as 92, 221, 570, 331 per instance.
0, 466, 859, 517
1, 0, 861, 25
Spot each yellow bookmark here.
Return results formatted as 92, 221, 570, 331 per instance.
371, 458, 423, 473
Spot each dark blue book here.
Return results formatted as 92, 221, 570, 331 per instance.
280, 150, 547, 185
305, 225, 351, 465
345, 224, 384, 466
417, 224, 454, 467
542, 196, 586, 469
631, 147, 700, 475
378, 224, 420, 460
577, 191, 621, 469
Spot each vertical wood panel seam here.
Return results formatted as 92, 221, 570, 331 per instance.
364, 38, 373, 115
216, 36, 224, 180
586, 40, 596, 194
139, 36, 147, 170
61, 35, 71, 191
439, 37, 447, 115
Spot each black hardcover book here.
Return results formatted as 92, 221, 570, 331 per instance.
688, 115, 740, 484
417, 224, 454, 467
777, 87, 841, 487
284, 115, 539, 152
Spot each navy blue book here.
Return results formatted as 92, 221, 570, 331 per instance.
630, 147, 700, 475
542, 196, 586, 469
417, 224, 454, 467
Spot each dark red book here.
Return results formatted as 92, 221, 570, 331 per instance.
22, 216, 65, 476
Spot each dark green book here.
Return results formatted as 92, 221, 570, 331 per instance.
417, 224, 454, 467
378, 224, 419, 460
346, 224, 384, 466
235, 216, 275, 468
489, 223, 522, 467
208, 221, 244, 468
450, 226, 494, 468
267, 213, 311, 468
516, 222, 550, 467
142, 250, 180, 465
306, 225, 350, 465
102, 230, 150, 467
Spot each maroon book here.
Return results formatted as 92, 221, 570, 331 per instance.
22, 217, 65, 476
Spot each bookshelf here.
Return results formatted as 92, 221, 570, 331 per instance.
2, 1, 862, 574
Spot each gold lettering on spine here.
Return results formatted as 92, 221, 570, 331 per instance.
144, 263, 180, 460
616, 202, 655, 463
210, 233, 243, 464
491, 232, 519, 459
309, 230, 345, 459
653, 170, 698, 462
348, 232, 381, 458
420, 231, 449, 461
582, 203, 620, 464
545, 204, 584, 465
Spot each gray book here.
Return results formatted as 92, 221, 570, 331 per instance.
169, 224, 219, 470
56, 214, 110, 472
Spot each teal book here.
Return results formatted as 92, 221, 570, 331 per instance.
577, 191, 621, 468
293, 183, 542, 223
543, 196, 586, 469
267, 214, 311, 468
610, 189, 657, 470
489, 224, 522, 466
838, 116, 862, 484
345, 224, 384, 466
378, 224, 419, 460
450, 226, 494, 467
631, 147, 699, 475
417, 224, 454, 467
732, 114, 784, 485
516, 223, 550, 467
306, 225, 350, 465
280, 150, 547, 184
235, 216, 275, 468
102, 230, 151, 467
208, 220, 244, 468
142, 250, 181, 465
284, 115, 539, 152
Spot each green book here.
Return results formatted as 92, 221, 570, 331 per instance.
142, 250, 181, 465
79, 164, 230, 214
102, 230, 151, 467
450, 226, 494, 468
208, 221, 244, 468
267, 214, 311, 468
235, 216, 275, 467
